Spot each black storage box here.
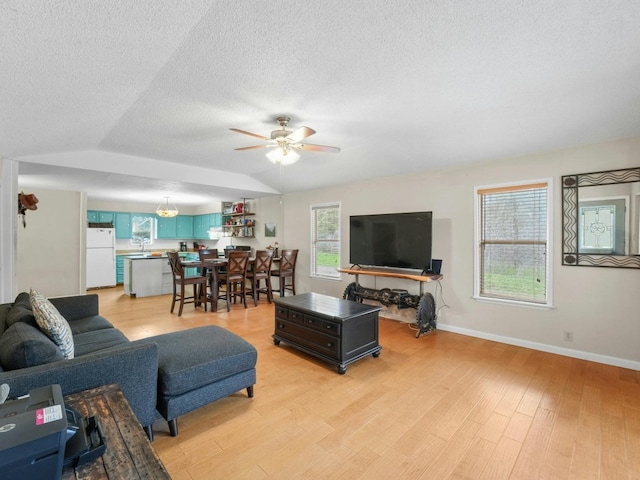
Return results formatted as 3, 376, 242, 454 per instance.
0, 384, 68, 480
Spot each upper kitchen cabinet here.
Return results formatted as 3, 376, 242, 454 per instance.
115, 212, 131, 239
87, 210, 115, 224
210, 213, 222, 228
193, 214, 208, 239
193, 213, 222, 239
156, 214, 193, 239
156, 215, 177, 239
176, 215, 194, 238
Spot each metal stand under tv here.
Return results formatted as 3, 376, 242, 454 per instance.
338, 266, 442, 338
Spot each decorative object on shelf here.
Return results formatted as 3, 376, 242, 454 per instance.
17, 191, 39, 228
156, 197, 179, 218
230, 116, 340, 165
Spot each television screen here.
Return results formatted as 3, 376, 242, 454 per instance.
349, 211, 432, 270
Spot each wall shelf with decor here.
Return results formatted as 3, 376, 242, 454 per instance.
222, 199, 255, 238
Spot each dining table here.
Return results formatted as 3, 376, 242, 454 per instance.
180, 258, 228, 312
181, 255, 282, 312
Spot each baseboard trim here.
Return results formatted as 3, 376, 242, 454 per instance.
436, 323, 640, 371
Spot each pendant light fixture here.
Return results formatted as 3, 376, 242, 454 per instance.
156, 197, 179, 217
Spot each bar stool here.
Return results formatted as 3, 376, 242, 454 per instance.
216, 250, 250, 311
246, 249, 274, 305
198, 249, 219, 304
271, 249, 298, 297
167, 252, 207, 316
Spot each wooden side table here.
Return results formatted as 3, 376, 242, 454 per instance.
62, 384, 170, 479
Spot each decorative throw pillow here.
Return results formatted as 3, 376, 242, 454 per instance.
29, 289, 74, 359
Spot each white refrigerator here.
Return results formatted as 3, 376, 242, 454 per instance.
86, 228, 116, 288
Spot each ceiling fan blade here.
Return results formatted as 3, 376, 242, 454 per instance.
295, 143, 341, 153
230, 128, 270, 141
286, 126, 316, 143
234, 144, 270, 151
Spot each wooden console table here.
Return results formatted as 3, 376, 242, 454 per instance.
338, 266, 443, 338
273, 292, 382, 374
337, 266, 442, 295
62, 384, 170, 480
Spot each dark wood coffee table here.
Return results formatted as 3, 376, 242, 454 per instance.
62, 384, 170, 479
273, 292, 382, 374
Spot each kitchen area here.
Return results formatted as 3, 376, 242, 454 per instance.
86, 200, 259, 297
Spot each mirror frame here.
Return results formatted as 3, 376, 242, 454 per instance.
562, 166, 640, 268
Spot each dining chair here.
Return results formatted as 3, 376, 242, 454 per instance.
198, 249, 219, 302
271, 249, 298, 297
246, 249, 274, 306
167, 252, 207, 316
216, 250, 250, 311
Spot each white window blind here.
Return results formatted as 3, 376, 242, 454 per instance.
310, 203, 340, 279
476, 181, 551, 306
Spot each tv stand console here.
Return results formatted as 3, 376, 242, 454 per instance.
337, 266, 443, 338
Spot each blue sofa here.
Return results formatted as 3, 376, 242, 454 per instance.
0, 292, 257, 440
0, 293, 158, 437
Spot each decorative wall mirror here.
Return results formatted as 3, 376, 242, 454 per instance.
562, 167, 640, 268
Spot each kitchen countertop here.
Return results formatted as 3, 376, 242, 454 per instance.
117, 250, 197, 257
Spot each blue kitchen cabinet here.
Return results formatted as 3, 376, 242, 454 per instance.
209, 213, 222, 227
156, 215, 194, 239
156, 215, 177, 239
182, 252, 199, 276
115, 212, 131, 239
176, 215, 193, 239
193, 214, 208, 239
116, 255, 126, 284
193, 213, 222, 239
87, 210, 115, 224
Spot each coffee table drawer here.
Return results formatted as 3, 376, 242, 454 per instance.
275, 319, 340, 358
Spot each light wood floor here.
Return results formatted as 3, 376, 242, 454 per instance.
94, 287, 640, 479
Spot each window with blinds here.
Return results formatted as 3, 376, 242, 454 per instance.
474, 180, 553, 307
310, 203, 341, 279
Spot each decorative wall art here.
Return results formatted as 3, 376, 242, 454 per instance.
265, 223, 276, 237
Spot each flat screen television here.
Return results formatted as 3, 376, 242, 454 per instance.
349, 211, 432, 271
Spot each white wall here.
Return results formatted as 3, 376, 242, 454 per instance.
16, 188, 86, 297
261, 136, 640, 368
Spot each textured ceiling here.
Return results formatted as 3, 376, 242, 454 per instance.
2, 1, 640, 205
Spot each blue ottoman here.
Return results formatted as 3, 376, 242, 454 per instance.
148, 326, 257, 436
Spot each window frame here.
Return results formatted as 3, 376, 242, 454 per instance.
310, 202, 341, 280
473, 178, 554, 309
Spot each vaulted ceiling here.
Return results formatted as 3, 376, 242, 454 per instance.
2, 1, 640, 205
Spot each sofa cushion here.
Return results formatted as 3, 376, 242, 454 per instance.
30, 289, 74, 359
0, 304, 10, 337
6, 304, 37, 328
0, 321, 64, 370
69, 315, 114, 335
73, 329, 130, 356
13, 291, 31, 308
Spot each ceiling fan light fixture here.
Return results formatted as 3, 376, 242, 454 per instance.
267, 147, 300, 165
156, 197, 179, 217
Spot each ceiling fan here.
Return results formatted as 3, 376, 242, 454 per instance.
230, 116, 341, 165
